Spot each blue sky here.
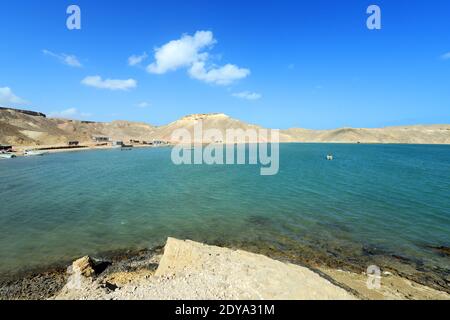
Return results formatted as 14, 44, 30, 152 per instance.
1, 0, 449, 129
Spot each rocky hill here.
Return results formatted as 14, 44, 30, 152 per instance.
281, 125, 450, 144
1, 107, 449, 146
0, 108, 156, 146
152, 113, 265, 143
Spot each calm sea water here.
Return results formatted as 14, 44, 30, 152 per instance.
0, 144, 449, 283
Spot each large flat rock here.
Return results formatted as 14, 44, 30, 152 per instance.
153, 238, 355, 299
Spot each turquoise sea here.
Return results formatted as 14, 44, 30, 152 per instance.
0, 144, 449, 288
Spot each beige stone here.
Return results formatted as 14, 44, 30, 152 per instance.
71, 256, 95, 278
154, 238, 355, 299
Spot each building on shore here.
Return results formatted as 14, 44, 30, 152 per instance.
68, 141, 79, 146
112, 141, 124, 147
153, 140, 167, 145
92, 136, 110, 143
0, 144, 13, 152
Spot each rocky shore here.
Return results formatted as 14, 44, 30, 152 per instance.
1, 238, 449, 300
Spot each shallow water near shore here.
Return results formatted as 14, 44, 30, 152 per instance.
0, 144, 449, 290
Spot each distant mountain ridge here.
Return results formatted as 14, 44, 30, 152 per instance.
1, 108, 449, 146
0, 106, 47, 118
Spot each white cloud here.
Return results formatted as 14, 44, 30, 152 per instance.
147, 31, 215, 74
0, 87, 28, 107
146, 30, 249, 85
81, 76, 137, 91
441, 52, 450, 60
128, 52, 148, 66
48, 108, 92, 119
189, 62, 250, 86
43, 49, 82, 67
232, 91, 262, 100
137, 102, 150, 108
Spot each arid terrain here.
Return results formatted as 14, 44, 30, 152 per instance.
1, 107, 449, 147
2, 238, 447, 300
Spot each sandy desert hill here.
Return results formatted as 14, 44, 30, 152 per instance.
1, 107, 449, 146
282, 125, 450, 144
0, 108, 156, 146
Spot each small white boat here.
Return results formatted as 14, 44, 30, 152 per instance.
326, 154, 334, 161
24, 150, 48, 156
0, 153, 16, 159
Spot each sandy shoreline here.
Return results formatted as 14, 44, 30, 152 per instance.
6, 143, 170, 157
0, 238, 448, 300
3, 141, 449, 160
